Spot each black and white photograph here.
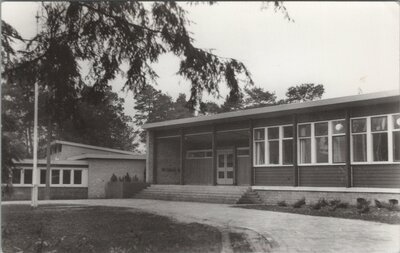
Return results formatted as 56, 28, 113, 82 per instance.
1, 1, 399, 252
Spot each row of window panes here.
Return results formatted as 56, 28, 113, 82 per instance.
12, 169, 83, 185
187, 150, 213, 159
254, 126, 293, 165
352, 114, 400, 162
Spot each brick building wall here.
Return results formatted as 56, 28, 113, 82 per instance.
87, 159, 146, 198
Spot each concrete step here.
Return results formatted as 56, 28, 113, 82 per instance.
132, 184, 249, 204
237, 190, 263, 204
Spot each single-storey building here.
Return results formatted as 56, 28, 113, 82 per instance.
7, 140, 146, 200
142, 90, 400, 201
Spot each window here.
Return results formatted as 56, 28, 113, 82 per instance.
237, 147, 249, 157
371, 116, 388, 161
254, 125, 293, 166
352, 118, 367, 162
393, 114, 400, 162
299, 124, 311, 164
254, 129, 265, 165
332, 120, 346, 163
351, 114, 399, 163
63, 170, 71, 184
268, 127, 279, 164
12, 169, 22, 184
52, 170, 60, 184
315, 122, 329, 163
24, 169, 33, 184
187, 150, 212, 159
40, 169, 46, 184
74, 170, 82, 185
282, 126, 293, 164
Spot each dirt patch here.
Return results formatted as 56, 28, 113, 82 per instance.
235, 204, 400, 224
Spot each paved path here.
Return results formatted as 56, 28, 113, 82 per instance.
3, 199, 400, 253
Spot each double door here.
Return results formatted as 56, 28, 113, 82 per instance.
217, 150, 234, 185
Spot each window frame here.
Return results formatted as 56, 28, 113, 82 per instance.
186, 149, 213, 159
11, 167, 88, 187
351, 113, 400, 164
253, 124, 293, 167
297, 119, 346, 166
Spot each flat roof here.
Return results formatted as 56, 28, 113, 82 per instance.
143, 90, 399, 130
15, 159, 89, 166
51, 140, 139, 156
67, 154, 146, 160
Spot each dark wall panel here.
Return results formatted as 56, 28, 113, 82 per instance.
184, 158, 213, 185
156, 138, 180, 184
237, 157, 251, 185
353, 165, 400, 188
299, 166, 347, 187
254, 167, 294, 186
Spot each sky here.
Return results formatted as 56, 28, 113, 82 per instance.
2, 1, 399, 119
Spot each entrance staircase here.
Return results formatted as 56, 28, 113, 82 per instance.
133, 185, 251, 204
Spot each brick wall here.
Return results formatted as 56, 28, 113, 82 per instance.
256, 190, 400, 206
87, 159, 146, 198
4, 187, 88, 200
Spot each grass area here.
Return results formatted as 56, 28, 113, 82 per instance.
2, 204, 222, 253
235, 204, 400, 224
229, 232, 253, 253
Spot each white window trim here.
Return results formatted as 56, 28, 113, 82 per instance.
186, 149, 213, 159
351, 113, 400, 164
298, 119, 346, 166
13, 167, 88, 187
253, 125, 293, 167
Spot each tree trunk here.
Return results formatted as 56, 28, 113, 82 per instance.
44, 118, 52, 200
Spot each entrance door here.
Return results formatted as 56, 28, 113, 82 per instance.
217, 150, 234, 185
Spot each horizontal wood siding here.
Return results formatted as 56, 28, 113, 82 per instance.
254, 167, 294, 186
353, 165, 400, 188
156, 138, 180, 184
237, 156, 251, 185
184, 158, 213, 185
299, 166, 347, 187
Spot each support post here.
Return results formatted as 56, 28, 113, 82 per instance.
180, 128, 185, 185
345, 109, 352, 187
249, 120, 254, 185
212, 125, 217, 185
153, 132, 158, 184
31, 82, 39, 207
292, 114, 299, 186
233, 144, 237, 185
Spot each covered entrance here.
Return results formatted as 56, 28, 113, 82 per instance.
217, 150, 234, 185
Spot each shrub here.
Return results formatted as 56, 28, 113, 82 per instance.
356, 198, 371, 214
389, 199, 399, 206
292, 198, 306, 208
277, 201, 287, 207
312, 198, 328, 210
110, 174, 118, 182
124, 173, 131, 182
336, 202, 349, 209
329, 199, 341, 207
374, 199, 384, 208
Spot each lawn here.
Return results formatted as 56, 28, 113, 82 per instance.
235, 204, 400, 224
1, 204, 222, 253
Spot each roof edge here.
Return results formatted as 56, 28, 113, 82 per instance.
50, 140, 138, 156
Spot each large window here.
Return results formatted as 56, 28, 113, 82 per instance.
298, 119, 346, 165
332, 120, 346, 163
254, 129, 265, 165
254, 125, 293, 166
298, 124, 311, 164
351, 114, 399, 163
10, 168, 86, 186
393, 114, 400, 162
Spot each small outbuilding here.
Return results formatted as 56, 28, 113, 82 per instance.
7, 140, 146, 200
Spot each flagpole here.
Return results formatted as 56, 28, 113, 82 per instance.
31, 82, 39, 207
31, 11, 40, 208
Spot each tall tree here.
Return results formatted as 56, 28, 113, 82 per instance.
284, 83, 325, 103
243, 87, 277, 108
170, 93, 194, 119
57, 86, 138, 151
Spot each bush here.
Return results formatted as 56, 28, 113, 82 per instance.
357, 198, 371, 214
311, 198, 328, 210
292, 198, 306, 208
329, 199, 341, 207
110, 174, 118, 182
336, 202, 349, 209
374, 199, 384, 208
124, 173, 131, 182
277, 201, 287, 207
